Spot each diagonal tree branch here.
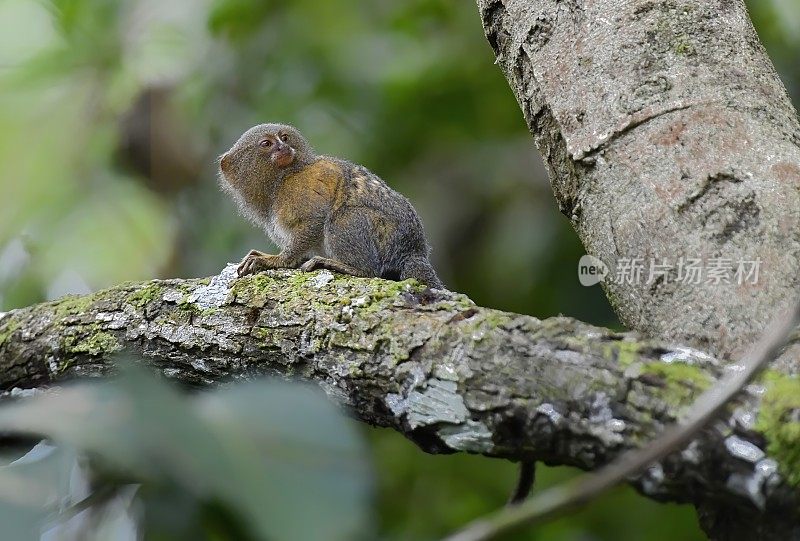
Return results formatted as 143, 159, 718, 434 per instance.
1, 266, 798, 536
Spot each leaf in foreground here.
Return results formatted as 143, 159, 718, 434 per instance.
0, 366, 373, 540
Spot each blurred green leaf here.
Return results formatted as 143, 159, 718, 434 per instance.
198, 382, 373, 540
0, 442, 78, 541
0, 365, 373, 540
208, 0, 280, 39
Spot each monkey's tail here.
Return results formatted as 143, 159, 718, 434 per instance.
507, 460, 536, 506
400, 254, 444, 290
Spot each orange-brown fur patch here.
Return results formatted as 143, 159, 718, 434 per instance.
274, 159, 343, 232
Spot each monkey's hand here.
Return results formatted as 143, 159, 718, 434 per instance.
237, 249, 283, 276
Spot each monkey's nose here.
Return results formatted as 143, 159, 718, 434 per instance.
220, 153, 232, 171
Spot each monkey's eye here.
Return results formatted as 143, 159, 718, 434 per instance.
259, 139, 272, 148
279, 133, 290, 143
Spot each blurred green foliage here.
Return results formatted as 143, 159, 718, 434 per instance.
0, 0, 797, 539
0, 365, 371, 540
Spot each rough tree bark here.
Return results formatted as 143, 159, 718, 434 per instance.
477, 1, 800, 537
477, 0, 800, 360
0, 266, 799, 539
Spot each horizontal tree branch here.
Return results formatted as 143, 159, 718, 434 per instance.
0, 266, 798, 532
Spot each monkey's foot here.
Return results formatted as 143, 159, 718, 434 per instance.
300, 257, 366, 277
237, 250, 279, 277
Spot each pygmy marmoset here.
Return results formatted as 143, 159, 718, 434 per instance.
218, 123, 444, 289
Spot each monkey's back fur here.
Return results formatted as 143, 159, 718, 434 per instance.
284, 157, 441, 287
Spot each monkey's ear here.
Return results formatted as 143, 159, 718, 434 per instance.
220, 153, 232, 172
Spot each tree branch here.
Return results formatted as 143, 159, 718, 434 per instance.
1, 266, 798, 535
447, 300, 800, 541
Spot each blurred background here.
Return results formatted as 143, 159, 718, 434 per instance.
0, 0, 797, 539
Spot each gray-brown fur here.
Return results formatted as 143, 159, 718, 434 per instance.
219, 123, 444, 289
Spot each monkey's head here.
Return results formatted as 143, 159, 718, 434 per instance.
218, 123, 315, 225
218, 123, 315, 205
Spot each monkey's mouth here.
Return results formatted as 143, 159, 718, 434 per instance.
271, 147, 295, 168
